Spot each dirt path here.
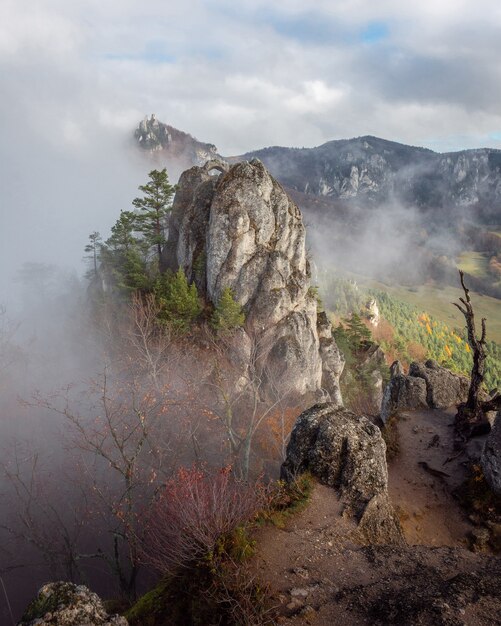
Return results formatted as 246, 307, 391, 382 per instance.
251, 409, 501, 624
388, 408, 474, 547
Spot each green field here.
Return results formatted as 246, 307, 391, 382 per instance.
350, 276, 501, 345
371, 282, 501, 344
457, 251, 490, 278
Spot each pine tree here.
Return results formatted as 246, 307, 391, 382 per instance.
132, 169, 175, 271
345, 313, 372, 347
211, 287, 245, 333
84, 231, 102, 279
156, 269, 201, 333
102, 211, 149, 293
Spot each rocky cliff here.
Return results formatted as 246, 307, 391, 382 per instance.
135, 118, 501, 222
163, 159, 344, 402
240, 136, 501, 221
135, 114, 219, 170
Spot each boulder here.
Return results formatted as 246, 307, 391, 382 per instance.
381, 359, 470, 421
409, 359, 470, 409
18, 582, 128, 626
281, 403, 403, 544
380, 363, 428, 423
481, 411, 501, 495
163, 159, 344, 402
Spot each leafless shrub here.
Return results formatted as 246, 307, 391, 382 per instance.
205, 557, 276, 626
140, 466, 266, 575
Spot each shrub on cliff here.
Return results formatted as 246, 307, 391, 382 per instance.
155, 268, 202, 333
211, 287, 245, 333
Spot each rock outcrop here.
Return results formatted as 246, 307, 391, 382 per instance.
481, 410, 501, 495
408, 360, 470, 409
240, 136, 501, 219
381, 359, 470, 422
163, 159, 344, 401
281, 403, 403, 544
364, 298, 380, 327
19, 582, 128, 626
135, 114, 219, 169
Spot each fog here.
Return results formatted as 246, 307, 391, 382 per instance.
3, 1, 501, 618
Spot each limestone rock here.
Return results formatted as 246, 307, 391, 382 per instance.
164, 159, 344, 401
380, 363, 428, 423
281, 403, 403, 543
134, 115, 219, 166
381, 359, 470, 421
317, 312, 344, 404
481, 410, 501, 495
19, 582, 128, 626
409, 359, 470, 409
364, 298, 380, 327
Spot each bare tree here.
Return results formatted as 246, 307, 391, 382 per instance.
124, 292, 172, 389
201, 328, 298, 479
21, 367, 180, 598
453, 271, 487, 418
0, 443, 89, 583
0, 306, 25, 385
453, 270, 501, 431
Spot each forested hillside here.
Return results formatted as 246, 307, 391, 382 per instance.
320, 276, 501, 391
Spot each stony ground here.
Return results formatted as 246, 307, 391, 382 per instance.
252, 410, 501, 625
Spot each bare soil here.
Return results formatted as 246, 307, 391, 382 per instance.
388, 408, 473, 547
252, 409, 501, 625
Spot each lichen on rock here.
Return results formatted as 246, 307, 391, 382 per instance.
19, 582, 128, 626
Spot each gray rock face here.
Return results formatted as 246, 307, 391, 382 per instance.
281, 403, 403, 544
409, 359, 470, 409
481, 411, 501, 495
240, 136, 501, 216
164, 159, 344, 401
381, 369, 428, 423
381, 359, 470, 421
19, 582, 128, 626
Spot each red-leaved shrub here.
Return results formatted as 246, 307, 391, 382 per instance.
140, 466, 265, 574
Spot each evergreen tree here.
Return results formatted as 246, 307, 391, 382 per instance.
156, 268, 201, 333
345, 312, 372, 348
84, 231, 102, 279
102, 211, 149, 293
132, 169, 175, 271
211, 287, 245, 333
106, 211, 140, 252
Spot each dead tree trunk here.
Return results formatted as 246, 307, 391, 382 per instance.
453, 270, 486, 422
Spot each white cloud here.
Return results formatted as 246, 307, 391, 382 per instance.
2, 0, 501, 297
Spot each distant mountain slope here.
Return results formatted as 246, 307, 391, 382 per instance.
133, 118, 501, 295
237, 136, 501, 222
135, 114, 219, 171
134, 118, 501, 222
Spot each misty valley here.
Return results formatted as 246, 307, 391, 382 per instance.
1, 118, 500, 625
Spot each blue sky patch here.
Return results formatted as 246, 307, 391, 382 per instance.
360, 21, 389, 44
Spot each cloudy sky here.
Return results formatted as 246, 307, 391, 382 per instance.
2, 0, 501, 292
3, 0, 501, 154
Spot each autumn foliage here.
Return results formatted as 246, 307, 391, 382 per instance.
140, 466, 266, 575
